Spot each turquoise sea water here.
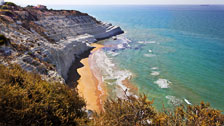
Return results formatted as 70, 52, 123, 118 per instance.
52, 5, 224, 110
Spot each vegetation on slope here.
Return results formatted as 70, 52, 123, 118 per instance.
0, 64, 223, 125
91, 95, 224, 126
0, 2, 223, 125
0, 64, 88, 126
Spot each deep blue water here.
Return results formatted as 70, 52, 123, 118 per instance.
51, 5, 224, 110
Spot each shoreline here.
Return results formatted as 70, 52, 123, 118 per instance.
77, 43, 105, 113
76, 42, 138, 113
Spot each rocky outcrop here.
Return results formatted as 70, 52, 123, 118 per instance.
0, 4, 123, 84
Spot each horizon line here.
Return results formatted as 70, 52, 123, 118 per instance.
18, 4, 224, 6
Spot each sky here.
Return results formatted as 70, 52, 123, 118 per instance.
5, 0, 224, 6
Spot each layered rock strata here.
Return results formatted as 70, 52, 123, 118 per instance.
0, 4, 123, 83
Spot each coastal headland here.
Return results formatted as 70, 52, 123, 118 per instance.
0, 3, 123, 112
0, 4, 123, 84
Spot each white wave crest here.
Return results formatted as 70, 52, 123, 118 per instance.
148, 49, 152, 53
90, 50, 133, 98
151, 71, 160, 76
154, 79, 171, 88
138, 41, 156, 44
144, 53, 156, 57
184, 99, 192, 105
117, 36, 132, 43
151, 67, 158, 70
114, 36, 131, 49
117, 44, 124, 49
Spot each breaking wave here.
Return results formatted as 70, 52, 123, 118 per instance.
154, 79, 171, 88
144, 53, 156, 57
90, 49, 133, 98
151, 71, 160, 76
138, 40, 156, 44
184, 99, 192, 105
151, 67, 159, 70
115, 37, 131, 49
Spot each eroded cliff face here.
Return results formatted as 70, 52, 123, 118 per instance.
0, 4, 123, 83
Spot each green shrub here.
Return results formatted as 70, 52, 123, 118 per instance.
163, 102, 224, 126
91, 95, 161, 126
0, 64, 88, 125
91, 95, 224, 126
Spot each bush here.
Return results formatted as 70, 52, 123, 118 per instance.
163, 102, 224, 126
0, 64, 88, 125
91, 95, 224, 126
91, 95, 162, 126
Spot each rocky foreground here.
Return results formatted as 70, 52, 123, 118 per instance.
0, 3, 123, 84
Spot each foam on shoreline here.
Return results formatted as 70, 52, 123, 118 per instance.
77, 36, 140, 112
90, 48, 134, 99
77, 43, 105, 113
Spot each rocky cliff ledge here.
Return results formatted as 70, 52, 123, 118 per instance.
0, 4, 123, 84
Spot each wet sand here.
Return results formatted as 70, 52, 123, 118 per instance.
77, 43, 104, 113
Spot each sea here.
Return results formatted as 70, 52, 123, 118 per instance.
50, 5, 224, 110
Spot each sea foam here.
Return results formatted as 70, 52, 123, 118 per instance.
90, 49, 133, 98
144, 53, 156, 57
154, 79, 170, 88
151, 67, 158, 70
184, 99, 192, 105
151, 71, 160, 76
138, 41, 156, 44
115, 37, 131, 49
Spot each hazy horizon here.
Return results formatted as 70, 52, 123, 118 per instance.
5, 0, 224, 6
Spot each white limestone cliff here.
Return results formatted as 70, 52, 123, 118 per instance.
35, 15, 123, 80
0, 13, 123, 83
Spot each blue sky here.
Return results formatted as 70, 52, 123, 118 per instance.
6, 0, 224, 6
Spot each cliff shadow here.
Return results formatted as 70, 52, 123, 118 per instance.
66, 47, 94, 87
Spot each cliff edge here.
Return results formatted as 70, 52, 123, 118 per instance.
0, 3, 123, 84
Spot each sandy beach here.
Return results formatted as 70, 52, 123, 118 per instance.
77, 43, 105, 113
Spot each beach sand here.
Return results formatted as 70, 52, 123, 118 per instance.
77, 43, 105, 113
